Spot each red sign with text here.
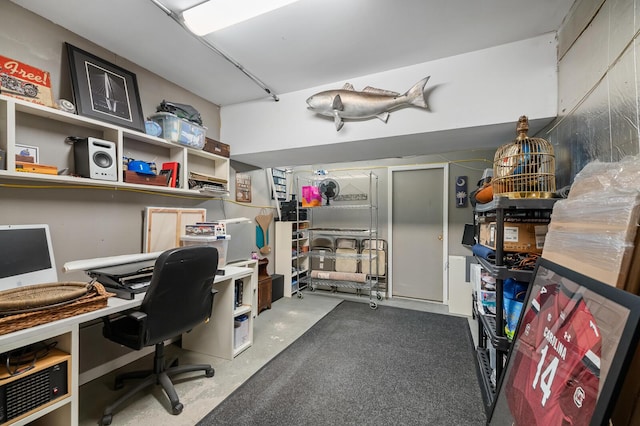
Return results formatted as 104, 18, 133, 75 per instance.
0, 55, 54, 107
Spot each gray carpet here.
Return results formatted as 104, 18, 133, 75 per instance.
198, 301, 486, 425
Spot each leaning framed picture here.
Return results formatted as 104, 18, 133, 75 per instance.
236, 173, 252, 203
489, 258, 640, 426
65, 43, 145, 132
15, 144, 39, 163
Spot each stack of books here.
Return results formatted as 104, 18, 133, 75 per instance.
234, 279, 244, 308
188, 171, 227, 193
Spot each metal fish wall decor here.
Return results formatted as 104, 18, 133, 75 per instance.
306, 76, 430, 131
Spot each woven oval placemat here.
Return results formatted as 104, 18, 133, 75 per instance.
0, 283, 114, 335
0, 282, 90, 313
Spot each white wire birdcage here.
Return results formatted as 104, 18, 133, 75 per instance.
492, 116, 556, 199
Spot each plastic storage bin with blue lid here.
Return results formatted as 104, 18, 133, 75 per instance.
148, 112, 206, 149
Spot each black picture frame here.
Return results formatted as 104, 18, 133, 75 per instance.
489, 258, 640, 426
65, 43, 145, 132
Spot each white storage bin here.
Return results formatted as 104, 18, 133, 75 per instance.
234, 314, 249, 349
180, 235, 230, 267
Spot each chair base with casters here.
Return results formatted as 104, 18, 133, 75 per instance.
99, 246, 220, 425
100, 342, 215, 426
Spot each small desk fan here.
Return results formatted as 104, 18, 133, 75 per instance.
319, 178, 340, 205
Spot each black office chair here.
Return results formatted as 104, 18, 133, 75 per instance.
100, 245, 219, 426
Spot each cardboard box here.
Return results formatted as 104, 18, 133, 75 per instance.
541, 193, 640, 290
203, 137, 230, 158
479, 222, 548, 253
541, 159, 640, 290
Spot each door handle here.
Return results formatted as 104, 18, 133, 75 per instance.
438, 235, 443, 241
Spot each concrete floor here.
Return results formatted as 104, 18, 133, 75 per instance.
79, 291, 469, 426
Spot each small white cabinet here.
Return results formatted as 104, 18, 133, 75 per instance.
0, 95, 229, 197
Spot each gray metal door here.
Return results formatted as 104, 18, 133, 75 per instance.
391, 167, 444, 301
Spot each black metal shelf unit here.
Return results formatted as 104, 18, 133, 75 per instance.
472, 197, 558, 413
475, 256, 534, 283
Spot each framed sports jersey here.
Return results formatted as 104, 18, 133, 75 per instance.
489, 258, 640, 426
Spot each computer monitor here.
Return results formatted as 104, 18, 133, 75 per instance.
225, 221, 254, 264
0, 224, 58, 291
462, 223, 476, 246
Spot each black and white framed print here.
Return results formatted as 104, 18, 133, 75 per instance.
66, 43, 145, 132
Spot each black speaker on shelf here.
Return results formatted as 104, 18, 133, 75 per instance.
73, 137, 117, 181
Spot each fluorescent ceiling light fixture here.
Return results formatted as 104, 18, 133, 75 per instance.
182, 0, 300, 35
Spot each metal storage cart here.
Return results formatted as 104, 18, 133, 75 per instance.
297, 171, 380, 309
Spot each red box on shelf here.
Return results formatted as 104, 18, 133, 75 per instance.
162, 162, 180, 188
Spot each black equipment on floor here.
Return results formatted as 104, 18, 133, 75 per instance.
271, 273, 284, 302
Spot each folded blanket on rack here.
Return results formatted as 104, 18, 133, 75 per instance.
471, 243, 496, 262
310, 271, 367, 283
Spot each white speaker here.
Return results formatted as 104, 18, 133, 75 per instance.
73, 137, 117, 181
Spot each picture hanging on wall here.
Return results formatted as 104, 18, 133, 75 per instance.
65, 43, 145, 133
489, 258, 640, 425
236, 173, 252, 203
455, 175, 468, 207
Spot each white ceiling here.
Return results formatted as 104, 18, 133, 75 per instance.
11, 0, 575, 167
12, 0, 574, 107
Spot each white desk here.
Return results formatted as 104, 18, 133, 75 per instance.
182, 263, 258, 360
0, 263, 256, 426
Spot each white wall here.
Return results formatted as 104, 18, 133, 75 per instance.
222, 33, 559, 164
